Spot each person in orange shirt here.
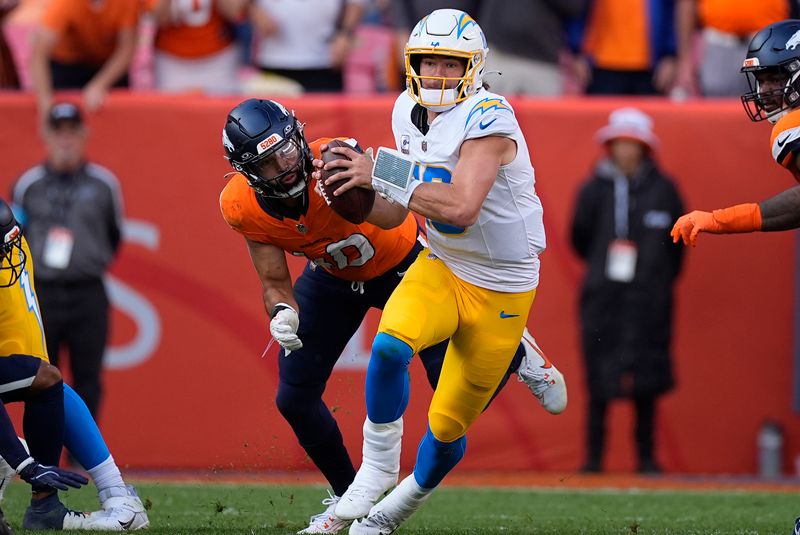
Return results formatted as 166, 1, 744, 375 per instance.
670, 19, 800, 534
568, 0, 677, 95
671, 19, 800, 246
219, 98, 567, 534
674, 0, 793, 97
148, 0, 248, 94
29, 0, 140, 118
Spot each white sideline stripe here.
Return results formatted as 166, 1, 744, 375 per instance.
0, 376, 35, 393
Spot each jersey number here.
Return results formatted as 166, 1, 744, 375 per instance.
311, 233, 375, 270
413, 164, 466, 235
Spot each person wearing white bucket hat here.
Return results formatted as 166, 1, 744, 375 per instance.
571, 107, 685, 473
595, 107, 660, 151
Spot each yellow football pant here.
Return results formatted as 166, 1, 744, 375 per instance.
378, 249, 535, 442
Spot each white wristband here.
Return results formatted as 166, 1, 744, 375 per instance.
371, 147, 421, 209
371, 177, 422, 208
16, 456, 34, 474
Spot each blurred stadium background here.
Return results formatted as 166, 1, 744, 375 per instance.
2, 0, 800, 532
0, 95, 795, 478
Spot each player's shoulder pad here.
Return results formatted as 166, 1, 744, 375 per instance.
462, 93, 516, 139
771, 110, 800, 167
219, 172, 251, 230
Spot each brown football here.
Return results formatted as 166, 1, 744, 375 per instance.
318, 139, 375, 224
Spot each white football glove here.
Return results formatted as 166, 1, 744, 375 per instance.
372, 180, 422, 208
269, 304, 303, 355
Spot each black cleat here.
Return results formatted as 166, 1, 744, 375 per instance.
22, 492, 88, 530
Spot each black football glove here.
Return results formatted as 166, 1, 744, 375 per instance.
18, 459, 88, 491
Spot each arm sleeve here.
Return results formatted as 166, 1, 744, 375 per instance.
0, 402, 32, 469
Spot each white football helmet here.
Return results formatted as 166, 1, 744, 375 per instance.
405, 9, 488, 112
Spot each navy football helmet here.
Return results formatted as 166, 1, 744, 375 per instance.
0, 199, 25, 288
222, 99, 313, 218
741, 19, 800, 123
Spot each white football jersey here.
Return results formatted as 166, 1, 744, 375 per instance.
391, 90, 546, 292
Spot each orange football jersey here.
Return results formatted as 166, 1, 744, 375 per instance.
42, 0, 140, 66
770, 109, 800, 182
220, 137, 418, 282
153, 3, 233, 58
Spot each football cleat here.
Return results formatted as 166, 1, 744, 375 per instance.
99, 485, 149, 530
348, 510, 397, 535
516, 329, 567, 414
348, 475, 430, 535
335, 473, 396, 522
297, 491, 350, 534
793, 516, 800, 535
22, 492, 120, 531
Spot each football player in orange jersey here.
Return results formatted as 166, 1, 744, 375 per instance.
671, 19, 800, 245
668, 19, 800, 535
219, 99, 567, 535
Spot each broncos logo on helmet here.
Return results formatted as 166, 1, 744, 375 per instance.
741, 20, 800, 123
222, 99, 314, 220
0, 199, 26, 288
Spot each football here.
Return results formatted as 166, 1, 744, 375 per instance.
318, 139, 375, 224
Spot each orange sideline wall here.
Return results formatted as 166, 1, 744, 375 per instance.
0, 93, 796, 476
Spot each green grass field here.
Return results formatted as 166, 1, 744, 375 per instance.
2, 480, 798, 534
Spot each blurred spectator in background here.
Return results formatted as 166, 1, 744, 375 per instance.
569, 0, 678, 95
478, 0, 587, 96
148, 0, 248, 94
673, 0, 794, 97
0, 0, 20, 88
29, 0, 140, 119
570, 108, 684, 473
249, 0, 366, 93
11, 102, 123, 423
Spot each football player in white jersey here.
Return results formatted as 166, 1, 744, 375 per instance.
316, 9, 554, 534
